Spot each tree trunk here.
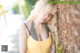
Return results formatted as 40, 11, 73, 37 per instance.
57, 4, 80, 53
48, 4, 80, 53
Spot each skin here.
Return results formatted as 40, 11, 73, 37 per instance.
40, 13, 53, 24
19, 12, 54, 53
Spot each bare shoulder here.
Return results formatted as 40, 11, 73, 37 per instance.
19, 22, 30, 38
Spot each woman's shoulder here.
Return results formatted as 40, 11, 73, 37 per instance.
24, 19, 32, 26
19, 21, 30, 37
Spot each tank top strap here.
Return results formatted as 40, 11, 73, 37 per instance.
30, 21, 38, 40
24, 23, 31, 35
24, 21, 38, 41
24, 21, 51, 41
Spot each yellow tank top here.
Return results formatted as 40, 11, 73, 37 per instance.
24, 21, 52, 53
26, 34, 52, 53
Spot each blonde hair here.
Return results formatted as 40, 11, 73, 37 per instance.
26, 0, 57, 22
24, 0, 60, 44
25, 0, 57, 33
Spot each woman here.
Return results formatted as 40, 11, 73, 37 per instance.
19, 0, 57, 53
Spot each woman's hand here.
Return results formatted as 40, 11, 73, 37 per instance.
40, 13, 53, 24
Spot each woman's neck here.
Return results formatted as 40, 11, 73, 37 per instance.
31, 17, 49, 40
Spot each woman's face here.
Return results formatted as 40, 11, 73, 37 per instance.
40, 12, 53, 24
36, 3, 56, 24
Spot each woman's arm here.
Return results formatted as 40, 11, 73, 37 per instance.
19, 24, 28, 53
50, 43, 55, 53
50, 33, 55, 53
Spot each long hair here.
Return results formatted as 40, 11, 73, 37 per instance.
25, 1, 57, 47
24, 0, 57, 38
26, 0, 57, 23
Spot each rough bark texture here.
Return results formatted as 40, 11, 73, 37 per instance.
57, 4, 80, 53
48, 4, 80, 53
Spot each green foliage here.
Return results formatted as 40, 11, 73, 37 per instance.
24, 0, 37, 19
23, 1, 33, 18
12, 0, 37, 19
48, 0, 80, 4
48, 0, 58, 4
0, 4, 6, 15
12, 4, 19, 14
55, 32, 65, 53
56, 44, 65, 53
0, 5, 2, 8
26, 0, 37, 5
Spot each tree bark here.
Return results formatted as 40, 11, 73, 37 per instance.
56, 4, 80, 53
48, 4, 80, 53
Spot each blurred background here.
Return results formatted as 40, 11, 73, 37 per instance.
0, 0, 80, 53
0, 0, 37, 53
